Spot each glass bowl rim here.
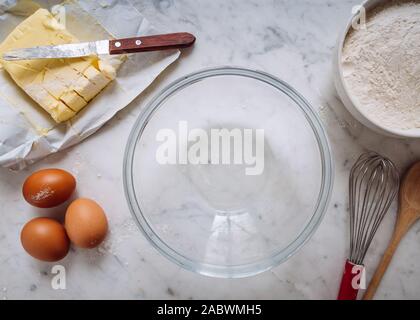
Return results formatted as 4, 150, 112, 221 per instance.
123, 66, 334, 278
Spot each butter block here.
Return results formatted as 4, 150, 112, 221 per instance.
0, 8, 117, 123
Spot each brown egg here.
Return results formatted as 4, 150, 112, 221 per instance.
22, 168, 76, 208
21, 217, 70, 262
65, 198, 108, 248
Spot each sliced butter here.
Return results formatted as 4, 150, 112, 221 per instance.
68, 57, 97, 74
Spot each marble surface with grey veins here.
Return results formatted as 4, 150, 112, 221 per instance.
1, 0, 420, 299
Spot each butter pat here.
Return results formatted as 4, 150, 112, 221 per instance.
83, 66, 111, 89
60, 91, 87, 112
0, 8, 117, 123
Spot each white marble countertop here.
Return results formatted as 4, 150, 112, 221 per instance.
1, 0, 420, 300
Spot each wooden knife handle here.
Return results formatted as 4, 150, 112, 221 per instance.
109, 32, 195, 54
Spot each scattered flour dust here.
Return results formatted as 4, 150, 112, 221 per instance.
94, 219, 138, 265
342, 0, 420, 130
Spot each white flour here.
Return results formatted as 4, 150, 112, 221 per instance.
342, 1, 420, 130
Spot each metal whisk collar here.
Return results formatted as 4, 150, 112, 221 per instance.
348, 152, 399, 265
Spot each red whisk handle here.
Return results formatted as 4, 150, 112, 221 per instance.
337, 260, 364, 300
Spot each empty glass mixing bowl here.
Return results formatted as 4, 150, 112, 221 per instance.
124, 67, 333, 278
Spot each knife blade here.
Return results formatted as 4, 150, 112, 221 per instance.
2, 32, 196, 61
3, 40, 109, 61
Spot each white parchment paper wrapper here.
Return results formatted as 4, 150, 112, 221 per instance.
0, 0, 180, 169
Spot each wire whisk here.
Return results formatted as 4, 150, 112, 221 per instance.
348, 152, 399, 265
337, 151, 399, 300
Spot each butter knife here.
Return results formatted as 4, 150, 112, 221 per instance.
2, 32, 195, 61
